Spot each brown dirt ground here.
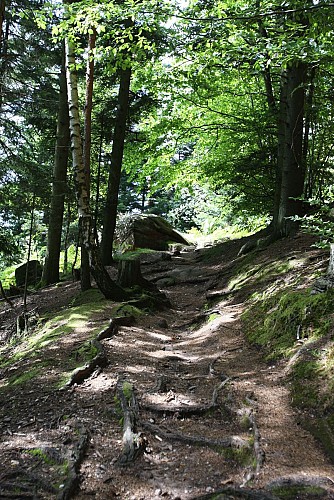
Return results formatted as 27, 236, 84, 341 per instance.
0, 233, 334, 499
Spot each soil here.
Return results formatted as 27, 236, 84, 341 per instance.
0, 233, 334, 500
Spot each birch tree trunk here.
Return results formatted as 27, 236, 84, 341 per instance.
65, 37, 127, 301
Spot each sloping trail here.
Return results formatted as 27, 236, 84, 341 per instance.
75, 249, 334, 499
0, 243, 333, 499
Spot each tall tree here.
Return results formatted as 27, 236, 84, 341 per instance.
80, 28, 96, 290
42, 44, 70, 285
65, 34, 127, 299
100, 61, 132, 265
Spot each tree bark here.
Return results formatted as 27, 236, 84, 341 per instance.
80, 29, 96, 291
275, 61, 307, 236
65, 37, 128, 301
42, 45, 70, 285
101, 65, 131, 265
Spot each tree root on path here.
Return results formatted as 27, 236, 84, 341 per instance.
60, 339, 107, 389
143, 378, 230, 416
142, 421, 250, 452
58, 425, 90, 500
96, 316, 135, 341
141, 401, 219, 417
116, 377, 147, 465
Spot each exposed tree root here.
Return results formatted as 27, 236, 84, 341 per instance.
142, 421, 250, 451
96, 316, 135, 341
116, 377, 147, 465
141, 401, 219, 417
61, 339, 107, 388
143, 378, 229, 416
58, 425, 90, 500
249, 411, 265, 475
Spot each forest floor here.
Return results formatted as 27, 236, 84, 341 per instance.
0, 232, 334, 499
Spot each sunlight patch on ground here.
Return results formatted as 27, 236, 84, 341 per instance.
146, 331, 172, 341
146, 349, 200, 362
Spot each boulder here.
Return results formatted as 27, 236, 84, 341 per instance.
15, 260, 42, 287
115, 214, 189, 252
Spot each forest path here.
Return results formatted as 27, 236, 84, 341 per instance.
0, 238, 334, 499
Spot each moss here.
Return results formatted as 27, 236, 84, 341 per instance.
70, 288, 106, 306
111, 303, 145, 317
271, 485, 327, 498
7, 367, 42, 386
71, 340, 99, 364
304, 415, 334, 462
25, 448, 58, 466
222, 443, 254, 467
242, 289, 334, 361
208, 313, 220, 322
122, 381, 133, 400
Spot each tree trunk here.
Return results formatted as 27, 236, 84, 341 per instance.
0, 1, 5, 52
275, 61, 307, 236
80, 29, 96, 291
42, 45, 70, 285
100, 65, 131, 265
65, 37, 127, 301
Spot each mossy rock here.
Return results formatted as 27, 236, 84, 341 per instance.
111, 303, 145, 318
71, 288, 106, 307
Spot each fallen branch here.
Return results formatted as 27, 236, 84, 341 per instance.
116, 377, 147, 465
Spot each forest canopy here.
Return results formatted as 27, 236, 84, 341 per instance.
1, 0, 334, 283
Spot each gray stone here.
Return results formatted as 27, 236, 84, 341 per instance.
115, 214, 189, 252
15, 260, 42, 287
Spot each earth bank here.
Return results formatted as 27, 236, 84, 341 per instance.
0, 232, 333, 499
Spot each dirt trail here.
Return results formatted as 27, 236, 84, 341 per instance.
0, 242, 334, 499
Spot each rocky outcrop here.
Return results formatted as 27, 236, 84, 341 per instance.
115, 214, 189, 252
15, 260, 42, 287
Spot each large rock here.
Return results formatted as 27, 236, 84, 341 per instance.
15, 260, 43, 287
115, 214, 189, 252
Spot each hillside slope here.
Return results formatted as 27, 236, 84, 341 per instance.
0, 232, 333, 499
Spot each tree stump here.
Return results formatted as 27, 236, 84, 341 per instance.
117, 259, 144, 288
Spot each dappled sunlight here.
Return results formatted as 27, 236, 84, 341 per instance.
146, 331, 173, 341
145, 348, 200, 362
144, 390, 202, 407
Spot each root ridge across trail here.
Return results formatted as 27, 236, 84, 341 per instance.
0, 237, 334, 499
